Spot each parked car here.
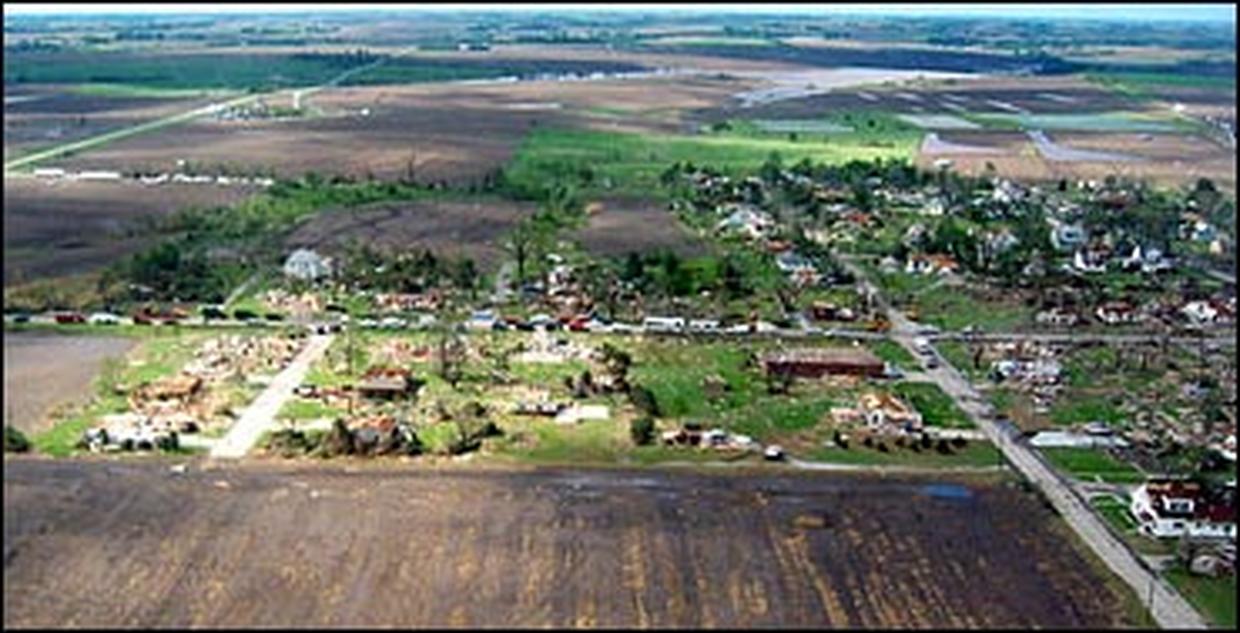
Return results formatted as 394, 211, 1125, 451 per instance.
11, 313, 30, 323
233, 308, 259, 321
87, 312, 122, 325
201, 305, 228, 320
264, 312, 286, 322
132, 312, 157, 326
763, 445, 785, 461
54, 312, 86, 324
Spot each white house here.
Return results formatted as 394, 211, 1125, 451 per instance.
1182, 300, 1219, 325
1130, 479, 1236, 540
642, 316, 685, 333
282, 248, 332, 281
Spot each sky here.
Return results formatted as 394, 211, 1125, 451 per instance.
3, 3, 1236, 23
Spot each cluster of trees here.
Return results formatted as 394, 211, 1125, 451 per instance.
335, 241, 479, 298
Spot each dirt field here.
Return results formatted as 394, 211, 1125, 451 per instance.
916, 130, 1235, 191
284, 198, 536, 271
2, 459, 1137, 628
54, 74, 758, 184
569, 197, 711, 259
2, 333, 134, 435
3, 177, 259, 283
700, 75, 1146, 121
3, 86, 212, 160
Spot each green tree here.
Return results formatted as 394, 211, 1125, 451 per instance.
630, 417, 655, 446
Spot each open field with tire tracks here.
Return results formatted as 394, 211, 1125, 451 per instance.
3, 458, 1140, 628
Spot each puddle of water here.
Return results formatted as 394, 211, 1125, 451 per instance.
921, 483, 974, 500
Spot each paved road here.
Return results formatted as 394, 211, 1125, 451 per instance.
4, 92, 263, 172
210, 334, 334, 459
4, 58, 387, 173
839, 257, 1210, 629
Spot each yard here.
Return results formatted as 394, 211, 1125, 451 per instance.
1040, 447, 1145, 484
31, 330, 212, 456
1166, 569, 1237, 630
892, 381, 974, 428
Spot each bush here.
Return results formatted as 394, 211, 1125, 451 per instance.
630, 417, 655, 446
629, 384, 661, 417
4, 425, 31, 453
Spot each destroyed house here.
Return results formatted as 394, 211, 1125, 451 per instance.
761, 347, 885, 379
358, 368, 415, 399
143, 375, 203, 401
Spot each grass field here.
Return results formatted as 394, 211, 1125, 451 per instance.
1049, 394, 1126, 426
4, 51, 368, 91
892, 382, 974, 428
30, 331, 210, 456
1166, 569, 1237, 629
66, 83, 216, 99
969, 111, 1190, 133
1040, 447, 1145, 484
1084, 71, 1237, 97
504, 124, 919, 197
870, 339, 917, 371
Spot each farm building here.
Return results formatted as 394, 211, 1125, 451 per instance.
760, 347, 885, 379
358, 368, 417, 400
1130, 479, 1237, 540
283, 248, 333, 281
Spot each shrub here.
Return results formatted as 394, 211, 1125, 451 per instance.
629, 384, 661, 417
630, 417, 655, 446
4, 425, 31, 453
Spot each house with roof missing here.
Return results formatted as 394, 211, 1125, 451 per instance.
1130, 479, 1237, 540
357, 367, 417, 400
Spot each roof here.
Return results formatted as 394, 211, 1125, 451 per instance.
1145, 479, 1237, 524
761, 347, 883, 367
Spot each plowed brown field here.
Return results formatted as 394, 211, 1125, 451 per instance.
3, 459, 1138, 628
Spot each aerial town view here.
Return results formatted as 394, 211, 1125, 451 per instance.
2, 2, 1236, 629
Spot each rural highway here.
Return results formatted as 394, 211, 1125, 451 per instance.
839, 258, 1210, 629
3, 91, 264, 172
210, 333, 334, 459
4, 57, 388, 173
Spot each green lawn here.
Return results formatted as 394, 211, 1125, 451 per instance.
1166, 570, 1237, 629
937, 340, 985, 379
277, 398, 346, 422
503, 125, 919, 198
1041, 447, 1145, 483
31, 332, 210, 456
892, 382, 974, 428
870, 339, 916, 371
627, 340, 856, 441
1049, 394, 1126, 426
